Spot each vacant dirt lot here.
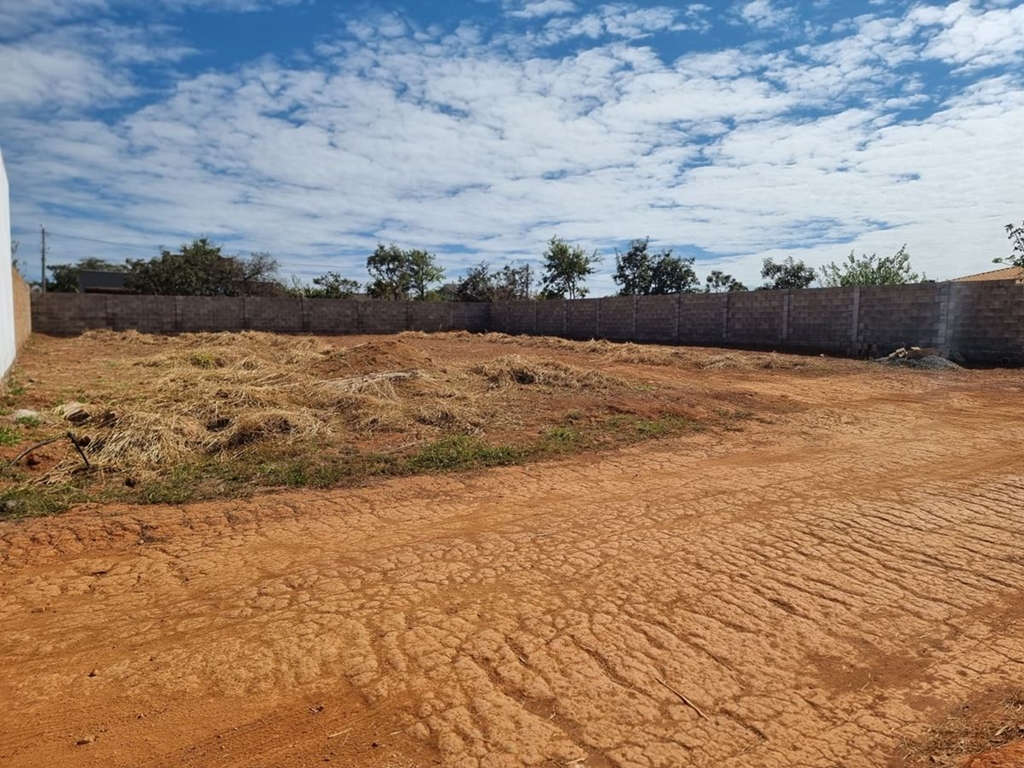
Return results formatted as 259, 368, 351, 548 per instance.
1, 333, 1022, 767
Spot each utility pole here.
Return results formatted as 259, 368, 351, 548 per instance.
40, 225, 47, 292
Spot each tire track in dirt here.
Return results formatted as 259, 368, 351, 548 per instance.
1, 375, 1023, 767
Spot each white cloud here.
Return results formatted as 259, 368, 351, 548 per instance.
2, 1, 1023, 292
911, 0, 1024, 69
739, 0, 795, 30
508, 0, 577, 20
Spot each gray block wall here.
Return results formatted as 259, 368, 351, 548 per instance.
565, 299, 599, 340
536, 300, 565, 337
597, 296, 635, 341
449, 303, 490, 333
678, 293, 726, 344
635, 295, 677, 343
29, 281, 1024, 364
725, 290, 785, 344
787, 287, 855, 351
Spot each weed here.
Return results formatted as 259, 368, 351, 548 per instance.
0, 484, 92, 520
15, 415, 41, 428
0, 426, 20, 446
542, 426, 583, 451
187, 351, 224, 369
405, 436, 526, 472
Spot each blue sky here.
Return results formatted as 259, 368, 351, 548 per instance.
2, 0, 1022, 294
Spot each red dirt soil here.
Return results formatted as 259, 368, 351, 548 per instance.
1, 336, 1023, 767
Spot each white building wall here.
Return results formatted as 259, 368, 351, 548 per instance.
0, 148, 16, 379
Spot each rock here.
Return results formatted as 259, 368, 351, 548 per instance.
76, 736, 96, 746
906, 346, 940, 359
10, 409, 39, 422
56, 402, 91, 425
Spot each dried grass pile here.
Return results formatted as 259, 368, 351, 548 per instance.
471, 355, 624, 389
46, 332, 614, 481
453, 332, 820, 371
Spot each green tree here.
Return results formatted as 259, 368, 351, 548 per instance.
407, 249, 445, 300
365, 244, 444, 300
452, 262, 532, 302
705, 270, 748, 293
125, 239, 283, 296
365, 244, 411, 300
819, 245, 923, 287
761, 256, 816, 290
304, 272, 361, 299
994, 221, 1024, 268
539, 237, 599, 299
455, 262, 495, 302
613, 238, 698, 295
613, 238, 656, 296
495, 263, 533, 301
47, 257, 128, 293
651, 253, 699, 294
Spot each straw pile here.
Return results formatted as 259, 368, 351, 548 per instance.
44, 331, 633, 481
436, 332, 821, 371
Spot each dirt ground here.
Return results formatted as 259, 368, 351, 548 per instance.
1, 333, 1023, 767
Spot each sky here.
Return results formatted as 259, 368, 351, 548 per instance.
1, 0, 1022, 294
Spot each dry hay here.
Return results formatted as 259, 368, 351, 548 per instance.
44, 332, 625, 481
436, 331, 821, 371
471, 355, 624, 390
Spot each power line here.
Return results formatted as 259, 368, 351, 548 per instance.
44, 231, 158, 251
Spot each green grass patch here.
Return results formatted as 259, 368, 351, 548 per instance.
403, 435, 527, 472
0, 426, 20, 446
0, 405, 735, 519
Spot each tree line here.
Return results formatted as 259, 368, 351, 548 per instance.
46, 224, 1017, 301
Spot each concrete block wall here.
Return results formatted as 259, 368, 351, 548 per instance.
948, 280, 1024, 363
11, 269, 31, 351
788, 287, 855, 351
408, 302, 450, 333
597, 296, 635, 341
857, 282, 944, 355
725, 290, 785, 344
565, 299, 599, 340
635, 294, 677, 343
28, 282, 1024, 364
305, 299, 359, 334
499, 302, 536, 336
678, 293, 726, 344
536, 300, 565, 337
449, 303, 490, 333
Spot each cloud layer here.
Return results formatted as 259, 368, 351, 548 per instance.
2, 0, 1022, 291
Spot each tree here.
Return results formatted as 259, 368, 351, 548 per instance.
495, 263, 533, 301
125, 238, 284, 296
613, 238, 698, 295
651, 253, 699, 294
452, 261, 532, 302
407, 249, 445, 300
365, 244, 443, 300
761, 256, 816, 290
819, 245, 923, 287
539, 237, 599, 300
47, 257, 128, 293
365, 244, 411, 300
304, 272, 361, 299
994, 221, 1024, 268
705, 270, 748, 293
613, 238, 656, 296
455, 262, 495, 302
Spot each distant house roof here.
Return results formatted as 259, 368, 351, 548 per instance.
952, 266, 1024, 282
78, 270, 131, 293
